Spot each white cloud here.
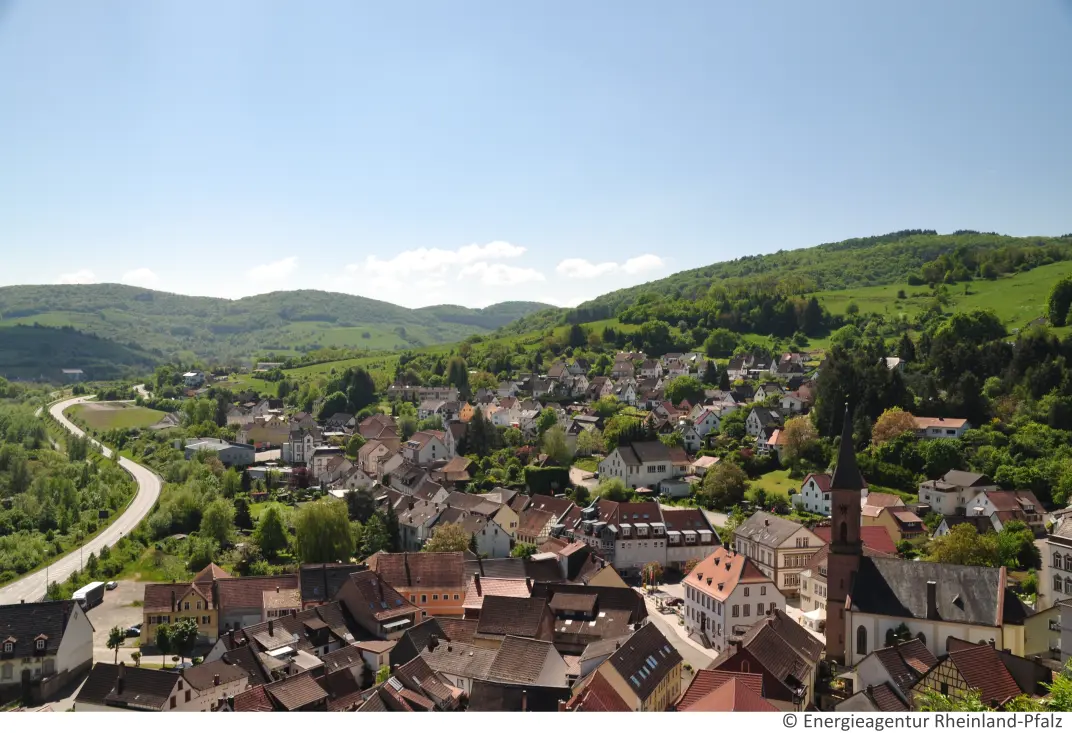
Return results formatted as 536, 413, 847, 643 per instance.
556, 258, 619, 279
347, 240, 527, 280
555, 253, 665, 279
248, 257, 298, 282
458, 262, 545, 285
121, 268, 160, 287
56, 269, 97, 285
622, 254, 665, 274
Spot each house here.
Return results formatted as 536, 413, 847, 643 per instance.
0, 600, 93, 702
763, 428, 790, 462
404, 430, 449, 466
733, 511, 822, 597
417, 634, 496, 695
183, 370, 206, 388
918, 470, 997, 516
356, 439, 393, 478
74, 663, 180, 711
215, 570, 302, 634
176, 658, 250, 711
662, 508, 720, 569
365, 552, 467, 618
589, 622, 682, 711
691, 408, 721, 438
462, 575, 533, 618
913, 416, 971, 440
861, 493, 908, 537
725, 351, 774, 381
745, 407, 782, 438
564, 668, 632, 711
299, 563, 365, 610
472, 596, 555, 648
393, 498, 444, 550
844, 559, 1031, 664
236, 416, 290, 449
682, 546, 784, 654
141, 563, 229, 643
754, 382, 784, 403
709, 609, 823, 710
1047, 521, 1072, 609
307, 445, 345, 481
265, 671, 329, 711
881, 508, 926, 543
780, 392, 809, 415
282, 426, 320, 464
674, 669, 777, 712
964, 490, 1046, 537
598, 441, 683, 490
184, 438, 255, 467
436, 510, 512, 559
839, 638, 936, 712
335, 570, 421, 640
793, 472, 870, 516
486, 635, 569, 689
613, 381, 637, 406
689, 455, 719, 477
909, 638, 1034, 710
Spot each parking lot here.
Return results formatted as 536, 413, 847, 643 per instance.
87, 580, 145, 663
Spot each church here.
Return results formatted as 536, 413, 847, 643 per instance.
825, 407, 1032, 667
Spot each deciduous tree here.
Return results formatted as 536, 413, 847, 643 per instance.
871, 407, 918, 446
423, 523, 471, 552
294, 499, 355, 563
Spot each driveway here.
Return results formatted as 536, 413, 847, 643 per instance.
88, 581, 145, 663
569, 466, 599, 490
0, 397, 163, 605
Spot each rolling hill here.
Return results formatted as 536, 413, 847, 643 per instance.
0, 324, 161, 382
0, 284, 551, 364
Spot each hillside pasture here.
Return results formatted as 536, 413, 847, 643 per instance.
68, 402, 166, 431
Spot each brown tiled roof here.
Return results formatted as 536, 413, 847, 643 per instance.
143, 582, 212, 613
220, 644, 270, 687
346, 570, 418, 621
233, 685, 274, 712
353, 640, 396, 654
395, 655, 455, 705
321, 644, 366, 674
322, 669, 365, 711
524, 495, 576, 519
733, 614, 817, 687
265, 671, 328, 711
677, 669, 764, 709
463, 576, 532, 610
683, 677, 776, 712
813, 525, 898, 556
867, 682, 909, 712
539, 537, 570, 554
182, 658, 248, 690
683, 546, 768, 602
863, 492, 905, 508
548, 593, 597, 614
422, 640, 496, 680
436, 618, 479, 644
75, 663, 178, 711
468, 680, 570, 711
873, 639, 939, 693
607, 623, 682, 702
487, 636, 558, 685
476, 596, 549, 638
193, 562, 231, 582
366, 552, 466, 589
566, 670, 631, 711
518, 509, 555, 536
947, 642, 1022, 707
216, 574, 299, 610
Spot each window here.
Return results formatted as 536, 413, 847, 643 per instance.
421, 595, 427, 603
1056, 575, 1064, 592
410, 595, 416, 602
743, 605, 750, 617
1066, 555, 1072, 572
432, 594, 439, 601
0, 664, 10, 680
857, 625, 867, 655
201, 616, 209, 625
743, 587, 749, 597
769, 602, 776, 612
170, 697, 176, 710
196, 601, 202, 610
940, 682, 949, 695
454, 594, 459, 600
184, 601, 190, 611
35, 640, 44, 650
760, 586, 766, 596
2, 643, 10, 654
757, 603, 763, 616
732, 605, 739, 618
185, 690, 191, 703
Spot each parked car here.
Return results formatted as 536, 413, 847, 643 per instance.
105, 581, 118, 590
126, 624, 141, 638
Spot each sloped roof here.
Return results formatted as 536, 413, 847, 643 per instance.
345, 570, 418, 621
872, 639, 938, 694
0, 600, 78, 658
463, 576, 532, 611
735, 511, 810, 547
216, 574, 299, 610
300, 562, 365, 605
813, 525, 897, 556
75, 663, 177, 711
422, 640, 496, 680
367, 552, 466, 588
676, 669, 764, 709
265, 671, 328, 711
945, 640, 1023, 707
683, 546, 769, 602
682, 677, 777, 712
476, 596, 549, 638
487, 636, 560, 685
182, 657, 248, 690
565, 670, 631, 711
233, 685, 275, 712
607, 623, 682, 702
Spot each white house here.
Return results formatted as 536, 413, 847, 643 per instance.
963, 490, 1046, 537
780, 393, 808, 415
691, 408, 721, 438
0, 600, 93, 701
682, 546, 784, 655
176, 658, 250, 711
282, 427, 319, 464
917, 470, 995, 516
308, 446, 346, 481
404, 431, 449, 466
913, 416, 971, 440
1046, 520, 1072, 609
598, 441, 683, 490
746, 407, 782, 438
792, 473, 869, 516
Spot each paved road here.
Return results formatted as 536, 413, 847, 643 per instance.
0, 396, 163, 605
133, 383, 151, 399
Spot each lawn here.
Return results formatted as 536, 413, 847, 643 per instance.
572, 457, 599, 472
750, 469, 800, 498
68, 402, 166, 431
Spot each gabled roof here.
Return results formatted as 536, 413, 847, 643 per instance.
735, 511, 812, 547
367, 551, 466, 588
75, 663, 177, 711
220, 644, 271, 688
0, 600, 79, 658
683, 546, 769, 601
565, 670, 631, 711
871, 639, 938, 694
422, 639, 496, 680
182, 657, 248, 690
518, 508, 555, 536
300, 562, 365, 605
487, 636, 561, 685
265, 671, 328, 711
216, 574, 299, 610
233, 685, 275, 712
476, 596, 549, 638
681, 676, 777, 712
468, 680, 570, 711
463, 576, 532, 611
606, 623, 682, 702
345, 570, 418, 621
676, 669, 764, 710
944, 641, 1023, 707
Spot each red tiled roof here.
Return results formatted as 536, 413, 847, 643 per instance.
216, 574, 299, 610
683, 677, 777, 712
265, 671, 329, 711
566, 671, 631, 711
803, 473, 832, 493
863, 492, 903, 508
463, 576, 531, 610
346, 570, 418, 620
867, 682, 909, 711
813, 525, 898, 556
677, 669, 764, 709
366, 552, 466, 589
193, 563, 231, 583
947, 642, 1022, 707
517, 509, 555, 536
683, 546, 766, 601
233, 685, 274, 712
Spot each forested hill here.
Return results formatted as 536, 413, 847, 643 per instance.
500, 230, 1072, 334
0, 284, 551, 362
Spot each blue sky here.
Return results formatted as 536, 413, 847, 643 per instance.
2, 1, 1072, 309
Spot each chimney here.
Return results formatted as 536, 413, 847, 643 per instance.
117, 662, 126, 695
171, 590, 177, 612
866, 684, 873, 697
521, 689, 527, 712
926, 581, 938, 620
988, 638, 995, 648
558, 701, 567, 712
228, 629, 235, 646
276, 586, 280, 593
427, 634, 439, 652
214, 674, 220, 687
473, 573, 482, 596
614, 641, 621, 650
268, 619, 274, 635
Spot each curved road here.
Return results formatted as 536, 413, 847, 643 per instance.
0, 396, 163, 605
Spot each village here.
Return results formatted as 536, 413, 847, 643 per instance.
3, 346, 1068, 713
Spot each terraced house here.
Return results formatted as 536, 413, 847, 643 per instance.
733, 511, 822, 597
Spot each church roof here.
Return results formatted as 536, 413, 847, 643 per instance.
830, 405, 867, 491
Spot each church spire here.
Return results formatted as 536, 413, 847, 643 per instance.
830, 403, 867, 491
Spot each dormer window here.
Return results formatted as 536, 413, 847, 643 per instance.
2, 643, 11, 653
35, 640, 44, 651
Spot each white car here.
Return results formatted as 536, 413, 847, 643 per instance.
105, 581, 118, 590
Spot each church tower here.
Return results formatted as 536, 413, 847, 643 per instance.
825, 404, 866, 665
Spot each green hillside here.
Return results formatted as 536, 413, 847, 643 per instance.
0, 325, 161, 382
0, 285, 551, 363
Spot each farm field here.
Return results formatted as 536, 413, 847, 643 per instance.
67, 402, 166, 431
